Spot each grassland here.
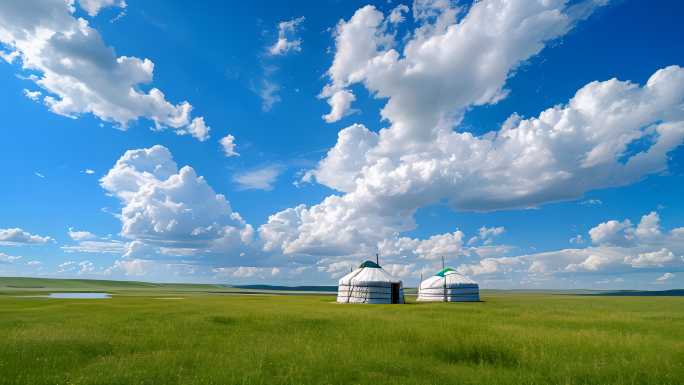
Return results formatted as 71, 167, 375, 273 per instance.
1, 278, 683, 384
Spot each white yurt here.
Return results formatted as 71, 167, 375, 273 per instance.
417, 268, 480, 302
337, 260, 405, 304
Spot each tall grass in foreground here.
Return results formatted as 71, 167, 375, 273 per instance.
0, 295, 683, 384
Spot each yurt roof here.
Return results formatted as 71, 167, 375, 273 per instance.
420, 268, 477, 288
435, 268, 455, 277
359, 260, 380, 269
338, 261, 402, 286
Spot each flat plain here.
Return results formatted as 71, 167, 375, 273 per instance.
1, 278, 683, 384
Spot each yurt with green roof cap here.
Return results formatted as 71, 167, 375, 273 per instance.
337, 260, 405, 304
417, 268, 480, 302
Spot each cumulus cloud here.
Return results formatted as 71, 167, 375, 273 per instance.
28, 261, 42, 265
588, 219, 635, 247
280, 66, 684, 259
457, 257, 522, 276
303, 124, 379, 192
176, 117, 210, 142
267, 17, 304, 55
220, 135, 239, 157
284, 1, 683, 264
625, 248, 676, 268
68, 227, 97, 241
525, 212, 684, 274
388, 4, 409, 24
78, 0, 126, 17
379, 231, 466, 260
322, 89, 357, 123
104, 259, 149, 276
232, 266, 259, 277
99, 145, 254, 260
0, 0, 207, 139
657, 272, 675, 281
320, 0, 609, 143
467, 226, 506, 245
248, 1, 684, 284
0, 228, 54, 245
23, 89, 41, 101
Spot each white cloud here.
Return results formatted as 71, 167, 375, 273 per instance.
580, 199, 602, 205
304, 124, 379, 192
525, 212, 684, 275
78, 0, 126, 17
77, 260, 94, 275
59, 261, 75, 267
175, 117, 210, 142
61, 240, 128, 254
0, 228, 54, 245
388, 5, 409, 24
267, 17, 304, 55
104, 259, 149, 276
28, 261, 42, 265
0, 253, 22, 263
477, 226, 505, 245
0, 0, 206, 139
85, 169, 95, 174
99, 145, 254, 260
289, 266, 311, 276
320, 0, 608, 143
322, 89, 357, 123
284, 66, 684, 259
588, 219, 635, 247
68, 227, 97, 241
23, 89, 41, 101
384, 263, 415, 278
570, 235, 585, 244
471, 245, 515, 258
657, 272, 675, 281
233, 266, 259, 277
233, 165, 283, 191
35, 172, 44, 178
565, 254, 612, 271
624, 248, 676, 268
379, 231, 466, 260
457, 257, 521, 276
220, 135, 239, 157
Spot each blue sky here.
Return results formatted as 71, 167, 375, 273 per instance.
1, 0, 683, 289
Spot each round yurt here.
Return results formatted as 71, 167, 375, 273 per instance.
417, 268, 479, 302
337, 261, 405, 304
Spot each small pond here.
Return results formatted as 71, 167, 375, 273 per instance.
16, 292, 112, 299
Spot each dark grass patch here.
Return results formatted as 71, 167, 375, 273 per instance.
212, 316, 237, 325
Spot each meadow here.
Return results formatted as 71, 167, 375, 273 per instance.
1, 278, 683, 384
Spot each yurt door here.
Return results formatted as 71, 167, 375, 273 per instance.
391, 283, 400, 304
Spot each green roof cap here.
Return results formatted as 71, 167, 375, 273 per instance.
435, 268, 455, 277
359, 260, 381, 269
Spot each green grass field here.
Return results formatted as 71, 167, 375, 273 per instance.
1, 278, 683, 384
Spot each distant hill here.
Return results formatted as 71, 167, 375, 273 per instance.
221, 284, 338, 292
1, 277, 682, 296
